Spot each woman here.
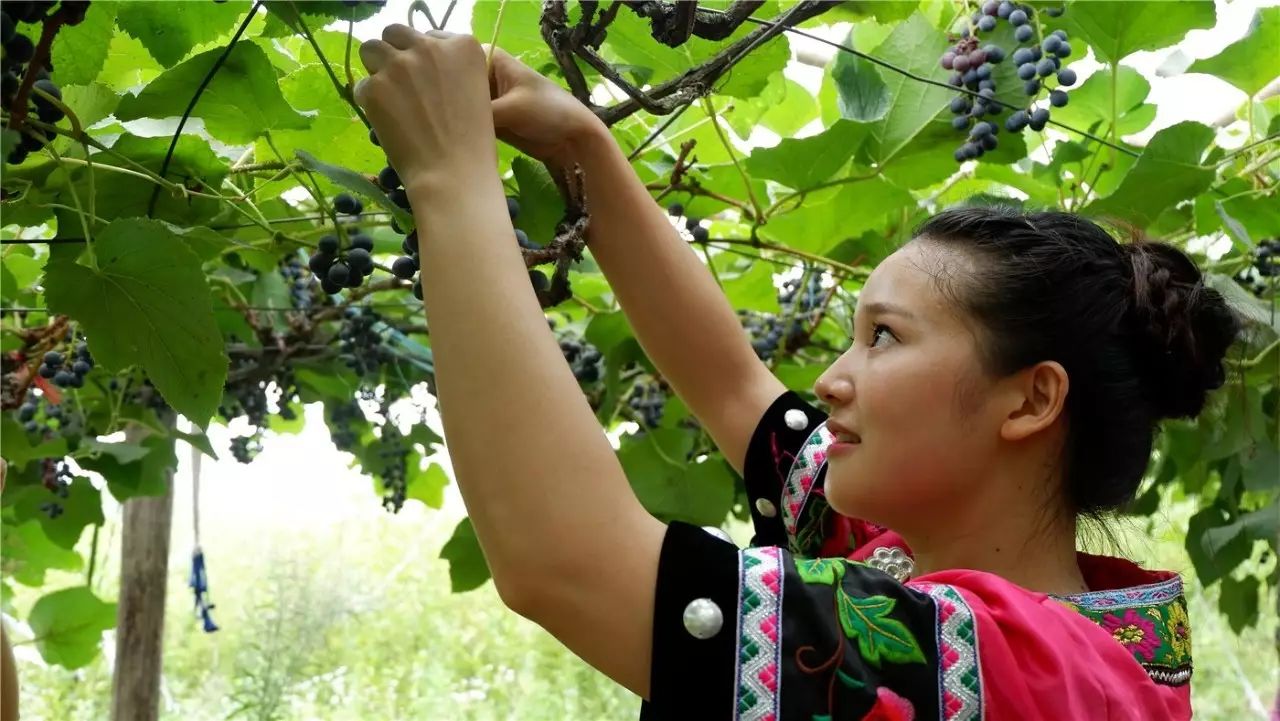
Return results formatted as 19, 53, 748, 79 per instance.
353, 26, 1241, 719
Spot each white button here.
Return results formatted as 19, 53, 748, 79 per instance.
701, 526, 734, 545
784, 409, 808, 430
755, 498, 777, 518
683, 598, 723, 639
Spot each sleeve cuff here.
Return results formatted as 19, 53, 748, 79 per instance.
742, 390, 828, 549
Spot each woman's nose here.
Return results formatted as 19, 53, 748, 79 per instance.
813, 367, 852, 405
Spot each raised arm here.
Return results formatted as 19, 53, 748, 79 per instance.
564, 120, 789, 475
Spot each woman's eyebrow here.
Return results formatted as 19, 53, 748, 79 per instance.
863, 301, 916, 321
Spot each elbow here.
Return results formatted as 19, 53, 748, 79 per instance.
493, 569, 544, 621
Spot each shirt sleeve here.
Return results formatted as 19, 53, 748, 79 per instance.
742, 390, 887, 557
639, 521, 959, 721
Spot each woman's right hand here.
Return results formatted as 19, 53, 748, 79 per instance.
486, 45, 606, 169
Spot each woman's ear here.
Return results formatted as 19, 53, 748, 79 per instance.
1000, 361, 1068, 442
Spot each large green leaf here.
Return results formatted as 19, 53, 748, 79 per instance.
295, 149, 415, 231
10, 481, 104, 550
406, 461, 449, 510
440, 516, 492, 593
832, 31, 889, 122
78, 133, 228, 226
1218, 575, 1261, 634
1064, 1, 1216, 65
859, 13, 953, 163
77, 433, 176, 502
1187, 7, 1280, 96
1, 520, 82, 588
0, 418, 69, 471
620, 431, 735, 526
760, 175, 913, 255
116, 0, 247, 67
43, 219, 227, 425
1085, 122, 1216, 228
50, 0, 118, 86
27, 586, 117, 670
266, 0, 384, 27
512, 157, 565, 247
743, 120, 869, 191
115, 41, 311, 144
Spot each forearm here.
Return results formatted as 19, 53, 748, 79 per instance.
563, 123, 764, 413
408, 165, 652, 608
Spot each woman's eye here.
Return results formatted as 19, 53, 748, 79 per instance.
870, 324, 895, 347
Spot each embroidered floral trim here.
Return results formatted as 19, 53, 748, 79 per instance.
1057, 583, 1194, 687
780, 424, 835, 549
914, 583, 983, 721
736, 547, 784, 721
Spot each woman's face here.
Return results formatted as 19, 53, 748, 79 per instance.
812, 241, 1006, 530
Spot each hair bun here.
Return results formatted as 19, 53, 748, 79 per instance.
1122, 241, 1241, 419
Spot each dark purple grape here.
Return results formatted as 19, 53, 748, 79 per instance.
984, 45, 1005, 63
977, 65, 993, 80
1015, 24, 1033, 42
412, 280, 423, 300
6, 33, 33, 64
1012, 47, 1033, 65
1024, 79, 1041, 95
963, 69, 979, 85
309, 252, 333, 274
978, 15, 996, 31
940, 51, 956, 70
1057, 68, 1077, 86
350, 233, 374, 252
978, 87, 996, 101
391, 256, 416, 279
1009, 9, 1028, 25
950, 96, 970, 113
368, 128, 380, 146
1046, 6, 1064, 17
691, 226, 710, 243
949, 72, 964, 87
982, 0, 1000, 15
327, 262, 351, 287
969, 49, 987, 66
378, 166, 400, 190
1043, 35, 1063, 54
318, 234, 339, 254
1055, 42, 1072, 58
979, 134, 998, 150
972, 121, 994, 137
954, 54, 971, 72
1037, 58, 1056, 77
979, 79, 996, 91
666, 202, 683, 216
952, 115, 971, 130
1018, 63, 1037, 80
998, 1, 1014, 18
1050, 90, 1068, 107
1006, 110, 1029, 131
347, 248, 373, 274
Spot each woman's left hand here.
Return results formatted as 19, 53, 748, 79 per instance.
354, 25, 498, 193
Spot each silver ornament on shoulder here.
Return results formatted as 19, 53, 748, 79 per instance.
866, 546, 915, 583
784, 409, 809, 430
755, 497, 778, 518
682, 598, 724, 640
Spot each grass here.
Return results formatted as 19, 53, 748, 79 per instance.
6, 486, 1277, 720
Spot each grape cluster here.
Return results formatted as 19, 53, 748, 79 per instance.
39, 458, 73, 519
668, 202, 711, 243
1235, 239, 1279, 298
1, 1, 88, 166
941, 1, 1075, 162
559, 335, 602, 383
279, 254, 313, 311
36, 340, 92, 388
741, 274, 827, 361
15, 388, 58, 434
307, 203, 376, 295
228, 434, 262, 464
374, 425, 409, 513
337, 306, 392, 376
327, 398, 364, 452
628, 378, 669, 429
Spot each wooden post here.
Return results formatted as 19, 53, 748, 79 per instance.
110, 431, 175, 721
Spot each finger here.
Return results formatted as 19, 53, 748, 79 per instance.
381, 23, 421, 50
358, 38, 396, 74
353, 76, 373, 107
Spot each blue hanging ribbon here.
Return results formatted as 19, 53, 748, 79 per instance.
189, 548, 219, 633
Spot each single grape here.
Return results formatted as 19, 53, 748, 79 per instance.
389, 188, 410, 209
392, 256, 417, 279
327, 262, 351, 287
1017, 62, 1037, 80
335, 193, 363, 215
976, 65, 992, 80
1009, 9, 1028, 25
980, 134, 998, 151
347, 248, 373, 274
972, 121, 994, 137
44, 350, 63, 366
691, 226, 709, 243
950, 96, 971, 114
1050, 90, 1069, 107
981, 0, 1000, 15
940, 51, 956, 70
1006, 110, 1029, 131
954, 55, 971, 72
309, 251, 333, 275
1012, 47, 1033, 66
978, 15, 996, 31
412, 279, 423, 300
507, 196, 520, 219
978, 79, 996, 92
983, 45, 1005, 63
318, 235, 339, 254
1024, 79, 1041, 95
1037, 58, 1056, 77
969, 49, 987, 66
1046, 6, 1064, 17
952, 115, 971, 131
949, 72, 964, 87
667, 202, 684, 216
529, 270, 549, 292
978, 87, 996, 101
54, 370, 74, 386
72, 360, 91, 375
379, 166, 401, 190
1055, 42, 1072, 58
6, 33, 33, 63
350, 233, 374, 252
997, 1, 1014, 18
1015, 24, 1034, 42
1057, 68, 1077, 86
963, 69, 979, 85
18, 403, 35, 421
321, 277, 342, 294
1042, 35, 1062, 55
1052, 29, 1068, 40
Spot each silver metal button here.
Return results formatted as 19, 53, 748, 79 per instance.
701, 526, 734, 544
682, 598, 724, 639
784, 409, 808, 430
866, 546, 915, 582
755, 498, 778, 518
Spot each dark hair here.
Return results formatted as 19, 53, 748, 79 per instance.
910, 205, 1243, 516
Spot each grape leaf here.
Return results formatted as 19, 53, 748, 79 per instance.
115, 41, 311, 144
440, 516, 492, 593
1048, 66, 1157, 138
1187, 7, 1280, 96
2, 520, 83, 588
862, 12, 953, 163
512, 157, 565, 248
77, 433, 176, 502
265, 0, 384, 27
50, 0, 118, 86
43, 219, 227, 426
743, 119, 868, 190
406, 461, 449, 510
116, 0, 246, 67
1219, 575, 1261, 634
11, 480, 104, 550
57, 83, 122, 131
1064, 1, 1216, 65
0, 418, 69, 471
621, 432, 735, 526
27, 586, 117, 670
832, 35, 890, 122
1085, 122, 1216, 228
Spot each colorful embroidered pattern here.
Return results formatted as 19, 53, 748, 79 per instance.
1056, 577, 1193, 687
915, 583, 983, 721
736, 547, 784, 721
780, 424, 835, 547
